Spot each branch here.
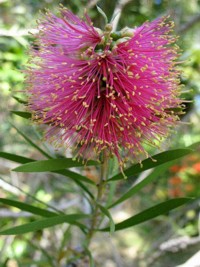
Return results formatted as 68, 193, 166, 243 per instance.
160, 236, 200, 253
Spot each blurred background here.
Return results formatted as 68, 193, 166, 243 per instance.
0, 0, 200, 266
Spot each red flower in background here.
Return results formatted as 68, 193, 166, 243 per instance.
26, 7, 182, 165
170, 165, 181, 173
193, 163, 200, 172
169, 176, 182, 185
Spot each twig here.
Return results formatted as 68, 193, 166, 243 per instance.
85, 151, 109, 246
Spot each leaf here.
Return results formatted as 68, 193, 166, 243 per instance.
188, 141, 200, 150
56, 170, 95, 199
96, 5, 108, 24
0, 198, 58, 217
55, 169, 95, 185
11, 124, 52, 159
13, 158, 98, 173
24, 237, 56, 267
108, 149, 192, 182
0, 152, 34, 164
98, 204, 115, 233
108, 162, 173, 208
84, 247, 95, 267
102, 198, 192, 232
59, 226, 72, 253
12, 95, 28, 104
51, 170, 95, 199
11, 111, 31, 119
0, 152, 95, 198
0, 152, 95, 185
0, 214, 89, 235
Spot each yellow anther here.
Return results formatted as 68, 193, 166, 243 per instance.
83, 102, 89, 108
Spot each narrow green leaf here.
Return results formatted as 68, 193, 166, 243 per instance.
0, 152, 34, 164
0, 214, 89, 235
102, 198, 192, 232
11, 111, 31, 119
0, 198, 58, 217
188, 141, 200, 150
0, 151, 95, 198
24, 237, 56, 267
52, 170, 95, 199
12, 95, 28, 104
98, 204, 115, 233
0, 152, 95, 186
54, 169, 95, 185
109, 149, 192, 181
96, 5, 108, 24
59, 226, 72, 253
84, 247, 95, 267
55, 170, 95, 199
11, 124, 52, 159
108, 162, 173, 208
13, 158, 98, 173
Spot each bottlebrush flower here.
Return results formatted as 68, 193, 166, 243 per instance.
26, 7, 183, 166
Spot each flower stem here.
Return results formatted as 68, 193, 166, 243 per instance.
85, 151, 109, 246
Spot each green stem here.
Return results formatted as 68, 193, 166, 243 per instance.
85, 151, 109, 246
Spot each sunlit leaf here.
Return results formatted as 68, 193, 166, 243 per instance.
13, 158, 98, 172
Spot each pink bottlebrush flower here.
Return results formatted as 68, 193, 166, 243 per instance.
26, 7, 182, 166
